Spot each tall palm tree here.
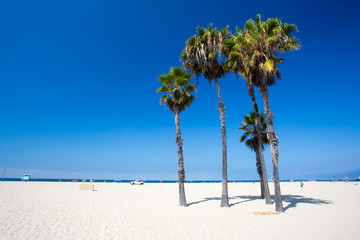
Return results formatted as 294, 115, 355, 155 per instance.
243, 14, 300, 212
239, 111, 270, 199
157, 66, 196, 207
181, 24, 230, 207
224, 29, 272, 204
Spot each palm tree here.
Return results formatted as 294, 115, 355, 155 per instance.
181, 24, 230, 207
224, 28, 272, 204
239, 111, 270, 199
157, 66, 196, 207
243, 15, 300, 212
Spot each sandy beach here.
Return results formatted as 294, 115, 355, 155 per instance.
0, 181, 359, 240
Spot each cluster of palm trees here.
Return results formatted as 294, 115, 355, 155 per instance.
157, 14, 300, 212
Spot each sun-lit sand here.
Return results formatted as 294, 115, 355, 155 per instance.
0, 181, 359, 239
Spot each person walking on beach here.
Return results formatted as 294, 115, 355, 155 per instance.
300, 181, 304, 188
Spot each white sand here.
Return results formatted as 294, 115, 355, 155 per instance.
0, 181, 359, 240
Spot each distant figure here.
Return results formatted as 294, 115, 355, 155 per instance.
300, 181, 304, 188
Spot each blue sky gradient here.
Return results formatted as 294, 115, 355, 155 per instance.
1, 0, 359, 179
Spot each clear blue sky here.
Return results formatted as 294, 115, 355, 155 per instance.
1, 0, 359, 180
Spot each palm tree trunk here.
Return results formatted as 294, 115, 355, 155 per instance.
255, 148, 265, 199
174, 109, 187, 207
259, 85, 284, 212
246, 80, 272, 204
214, 78, 229, 207
259, 173, 265, 199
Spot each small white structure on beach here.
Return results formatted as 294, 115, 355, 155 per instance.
79, 183, 94, 191
21, 174, 31, 181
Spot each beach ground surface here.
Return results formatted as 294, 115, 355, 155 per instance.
0, 182, 359, 240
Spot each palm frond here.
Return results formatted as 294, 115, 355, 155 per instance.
157, 85, 170, 93
264, 60, 274, 72
239, 111, 270, 152
181, 23, 230, 82
239, 15, 300, 87
157, 67, 196, 113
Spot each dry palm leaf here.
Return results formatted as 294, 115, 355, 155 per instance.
252, 211, 280, 215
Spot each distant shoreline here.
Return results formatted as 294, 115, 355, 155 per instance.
1, 178, 357, 183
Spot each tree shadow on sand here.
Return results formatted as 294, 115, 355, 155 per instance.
188, 196, 261, 206
188, 195, 332, 211
188, 197, 221, 206
281, 195, 332, 211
